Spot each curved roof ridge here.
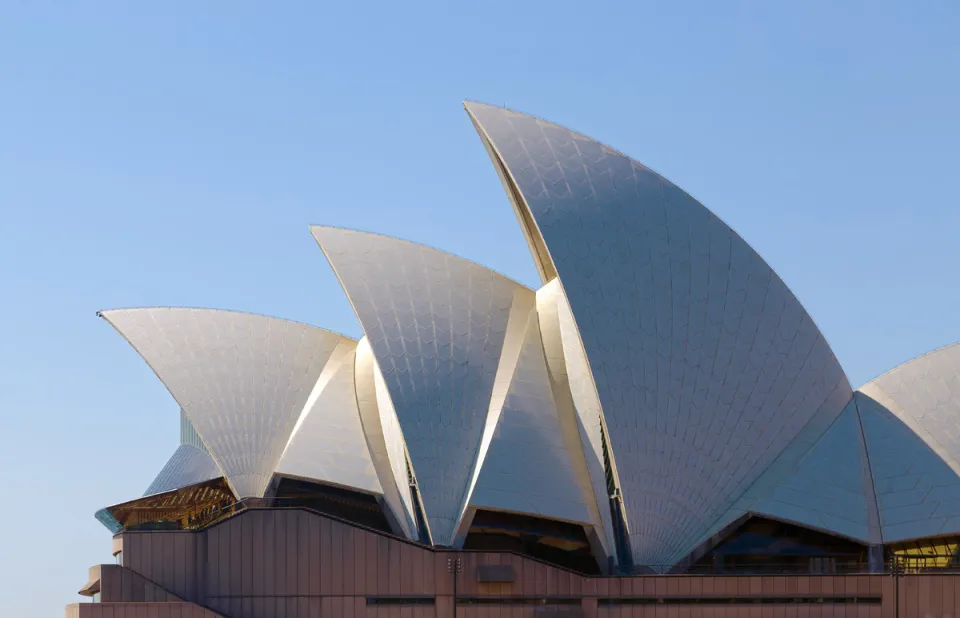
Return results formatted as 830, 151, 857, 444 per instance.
859, 340, 960, 389
309, 224, 536, 292
97, 306, 358, 343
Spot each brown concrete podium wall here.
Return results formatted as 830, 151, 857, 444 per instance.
101, 508, 960, 618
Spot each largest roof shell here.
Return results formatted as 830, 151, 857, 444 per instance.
466, 101, 854, 566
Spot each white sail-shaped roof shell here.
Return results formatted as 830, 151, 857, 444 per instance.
467, 101, 853, 567
276, 341, 382, 495
858, 344, 960, 542
101, 308, 353, 499
312, 226, 548, 546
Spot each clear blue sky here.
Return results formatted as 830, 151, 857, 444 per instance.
1, 2, 957, 614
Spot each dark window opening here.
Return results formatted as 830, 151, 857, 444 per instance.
463, 509, 601, 574
274, 478, 392, 534
458, 597, 582, 605
599, 596, 880, 606
366, 597, 435, 606
688, 516, 869, 574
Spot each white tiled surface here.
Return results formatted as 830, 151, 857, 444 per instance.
144, 444, 221, 496
312, 227, 530, 546
857, 380, 960, 543
748, 398, 878, 543
467, 102, 853, 566
102, 308, 348, 499
277, 342, 382, 495
470, 300, 597, 526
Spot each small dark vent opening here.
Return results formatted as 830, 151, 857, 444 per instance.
463, 509, 601, 575
274, 478, 392, 534
689, 516, 868, 574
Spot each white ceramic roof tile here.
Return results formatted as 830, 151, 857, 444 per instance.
144, 444, 221, 496
102, 308, 350, 499
312, 227, 530, 545
467, 102, 853, 567
277, 342, 382, 495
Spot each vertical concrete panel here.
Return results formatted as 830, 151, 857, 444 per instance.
904, 577, 920, 618
422, 549, 437, 596
331, 519, 344, 595
413, 545, 427, 594
363, 529, 378, 596
203, 526, 216, 600
297, 513, 310, 598
173, 535, 185, 596
232, 519, 247, 600
249, 511, 264, 598
216, 522, 230, 599
354, 528, 369, 595
436, 597, 453, 618
919, 576, 933, 617
250, 598, 266, 618
653, 577, 668, 596
342, 524, 356, 596
387, 540, 401, 595
533, 563, 546, 596
944, 576, 957, 617
687, 576, 702, 598
519, 558, 534, 595
546, 562, 559, 596
282, 512, 297, 596
377, 536, 391, 595
308, 514, 322, 597
320, 517, 332, 594
667, 577, 680, 596
784, 576, 798, 596
272, 513, 287, 597
160, 536, 176, 596
240, 512, 253, 597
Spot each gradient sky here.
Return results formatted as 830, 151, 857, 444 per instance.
1, 2, 958, 615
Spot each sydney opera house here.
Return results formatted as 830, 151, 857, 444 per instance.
68, 102, 960, 617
